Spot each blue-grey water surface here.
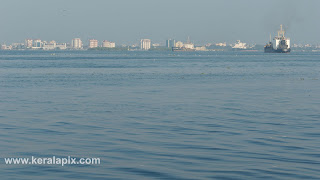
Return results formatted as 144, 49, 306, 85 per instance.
0, 51, 320, 179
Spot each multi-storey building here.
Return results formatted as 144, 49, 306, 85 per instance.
166, 39, 176, 48
72, 38, 83, 49
33, 39, 43, 49
102, 40, 115, 48
89, 39, 98, 48
141, 39, 151, 50
25, 39, 33, 48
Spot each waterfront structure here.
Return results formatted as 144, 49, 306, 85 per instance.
102, 40, 115, 48
42, 40, 67, 50
141, 39, 151, 50
11, 43, 24, 49
89, 39, 98, 48
72, 38, 83, 49
166, 39, 176, 48
43, 41, 56, 50
25, 39, 33, 48
1, 44, 12, 50
56, 43, 67, 50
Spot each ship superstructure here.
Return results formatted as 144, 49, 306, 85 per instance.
232, 40, 248, 50
264, 25, 291, 53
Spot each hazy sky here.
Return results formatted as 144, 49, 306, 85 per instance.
0, 0, 319, 45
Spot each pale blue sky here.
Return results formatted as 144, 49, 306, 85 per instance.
0, 0, 319, 45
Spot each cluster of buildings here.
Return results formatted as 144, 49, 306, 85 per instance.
0, 38, 116, 50
68, 38, 116, 49
25, 39, 67, 50
165, 38, 194, 49
1, 37, 319, 52
87, 39, 116, 49
0, 37, 211, 51
292, 43, 320, 48
142, 38, 205, 51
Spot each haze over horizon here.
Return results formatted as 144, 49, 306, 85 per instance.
0, 0, 319, 45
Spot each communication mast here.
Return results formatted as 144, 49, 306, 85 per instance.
278, 24, 285, 37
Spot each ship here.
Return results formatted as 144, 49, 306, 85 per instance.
172, 36, 196, 52
264, 25, 291, 53
232, 40, 248, 50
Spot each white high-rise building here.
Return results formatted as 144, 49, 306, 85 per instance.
25, 39, 33, 48
72, 38, 83, 49
141, 39, 151, 50
89, 39, 98, 48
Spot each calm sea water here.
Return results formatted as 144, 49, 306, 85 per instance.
0, 50, 320, 179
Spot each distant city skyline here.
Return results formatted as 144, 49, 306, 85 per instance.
0, 0, 320, 45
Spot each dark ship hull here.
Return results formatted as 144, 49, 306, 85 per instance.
264, 46, 291, 53
274, 48, 291, 53
264, 43, 274, 53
